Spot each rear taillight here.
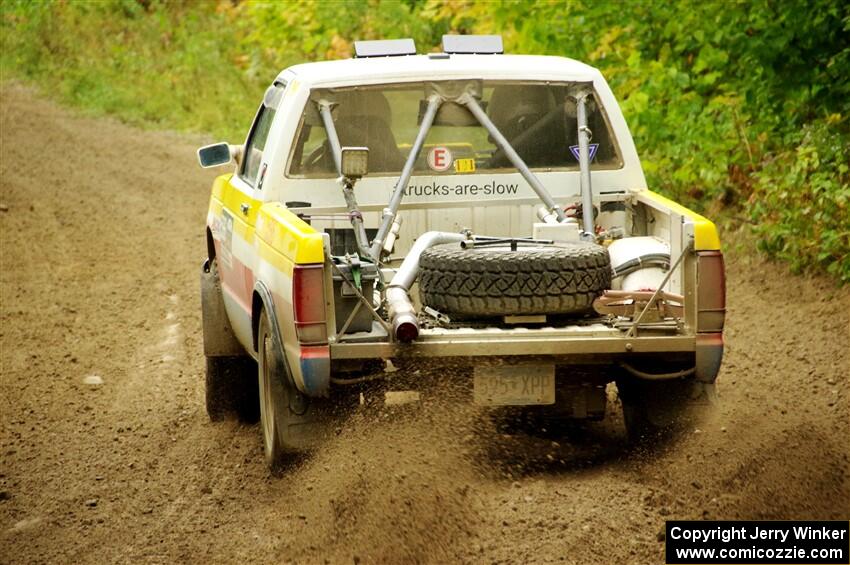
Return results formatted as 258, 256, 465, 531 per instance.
697, 251, 725, 332
293, 264, 327, 344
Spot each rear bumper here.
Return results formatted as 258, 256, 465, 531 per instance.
329, 323, 724, 389
330, 324, 696, 360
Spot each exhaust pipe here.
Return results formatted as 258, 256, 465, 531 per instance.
387, 286, 419, 342
387, 231, 466, 342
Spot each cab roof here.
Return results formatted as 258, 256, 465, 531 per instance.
277, 54, 602, 89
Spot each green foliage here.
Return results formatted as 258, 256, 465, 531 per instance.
472, 0, 850, 282
749, 123, 849, 281
1, 0, 258, 139
2, 0, 848, 281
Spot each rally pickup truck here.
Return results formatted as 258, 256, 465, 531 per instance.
198, 36, 725, 468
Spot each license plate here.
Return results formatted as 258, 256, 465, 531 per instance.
473, 364, 556, 406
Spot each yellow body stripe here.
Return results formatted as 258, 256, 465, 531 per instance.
211, 174, 261, 224
257, 236, 294, 276
640, 190, 721, 251
209, 174, 325, 267
256, 202, 325, 265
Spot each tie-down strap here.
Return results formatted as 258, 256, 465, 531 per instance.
593, 289, 684, 319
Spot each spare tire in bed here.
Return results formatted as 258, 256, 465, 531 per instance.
418, 242, 611, 317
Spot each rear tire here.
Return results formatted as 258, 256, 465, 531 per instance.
258, 312, 332, 469
205, 356, 259, 423
617, 377, 694, 442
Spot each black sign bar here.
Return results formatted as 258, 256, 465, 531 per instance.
665, 520, 849, 564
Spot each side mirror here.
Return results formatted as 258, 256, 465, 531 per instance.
340, 146, 369, 179
197, 143, 242, 168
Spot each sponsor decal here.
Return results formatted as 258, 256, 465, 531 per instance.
257, 162, 268, 190
404, 180, 520, 197
427, 146, 453, 172
569, 143, 599, 162
219, 209, 234, 269
454, 158, 476, 173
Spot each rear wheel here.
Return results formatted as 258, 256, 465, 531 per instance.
258, 312, 333, 469
205, 356, 259, 423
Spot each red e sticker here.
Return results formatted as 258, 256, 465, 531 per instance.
427, 146, 453, 172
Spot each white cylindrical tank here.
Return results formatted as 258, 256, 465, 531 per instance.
607, 236, 670, 291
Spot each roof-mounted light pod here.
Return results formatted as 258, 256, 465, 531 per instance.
441, 35, 504, 55
353, 38, 416, 58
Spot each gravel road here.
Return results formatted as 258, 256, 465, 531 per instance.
1, 83, 847, 565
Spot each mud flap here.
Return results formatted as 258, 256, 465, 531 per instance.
687, 380, 719, 410
695, 332, 723, 383
200, 260, 243, 357
691, 333, 723, 407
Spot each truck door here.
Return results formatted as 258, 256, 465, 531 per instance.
217, 83, 285, 348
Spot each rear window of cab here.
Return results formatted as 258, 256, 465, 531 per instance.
286, 81, 623, 178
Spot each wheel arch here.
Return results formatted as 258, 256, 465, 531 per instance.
252, 282, 279, 356
252, 280, 330, 397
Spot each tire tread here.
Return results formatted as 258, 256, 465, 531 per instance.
419, 242, 611, 316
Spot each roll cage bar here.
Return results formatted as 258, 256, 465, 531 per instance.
315, 80, 599, 263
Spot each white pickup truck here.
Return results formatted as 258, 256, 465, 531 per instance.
198, 36, 725, 469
